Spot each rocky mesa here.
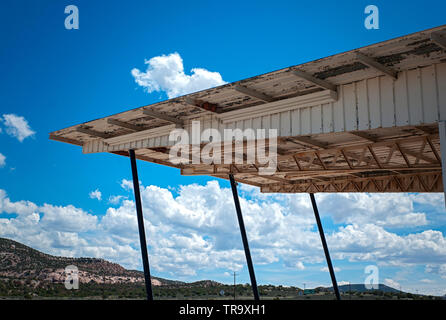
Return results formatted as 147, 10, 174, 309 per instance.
0, 237, 170, 286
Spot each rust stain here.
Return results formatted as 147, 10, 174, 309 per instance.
314, 62, 367, 79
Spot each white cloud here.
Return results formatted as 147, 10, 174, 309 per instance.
0, 189, 38, 215
425, 264, 446, 279
131, 52, 226, 98
315, 193, 430, 228
89, 189, 102, 201
97, 182, 446, 276
320, 266, 341, 272
0, 189, 101, 261
1, 114, 35, 142
409, 193, 444, 206
39, 204, 97, 233
330, 224, 446, 266
420, 278, 434, 283
1, 183, 446, 289
384, 278, 400, 289
108, 195, 127, 205
121, 179, 134, 191
52, 231, 88, 249
0, 153, 5, 167
100, 200, 139, 238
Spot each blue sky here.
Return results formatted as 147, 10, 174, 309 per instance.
1, 0, 446, 296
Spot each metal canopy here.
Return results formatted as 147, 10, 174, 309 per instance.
49, 25, 446, 301
49, 25, 446, 194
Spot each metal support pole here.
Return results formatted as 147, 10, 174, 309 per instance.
309, 193, 341, 300
438, 120, 446, 208
229, 174, 260, 301
129, 149, 154, 301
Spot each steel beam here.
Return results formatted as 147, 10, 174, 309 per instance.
309, 193, 341, 300
229, 174, 260, 301
234, 85, 276, 102
356, 52, 398, 80
431, 32, 446, 50
438, 120, 446, 208
261, 171, 442, 193
291, 69, 337, 92
143, 109, 184, 128
107, 118, 145, 132
184, 97, 223, 114
129, 149, 154, 300
49, 133, 83, 146
76, 126, 110, 139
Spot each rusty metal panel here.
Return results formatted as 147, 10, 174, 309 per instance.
301, 107, 311, 134
280, 111, 291, 136
356, 80, 369, 130
438, 63, 446, 120
252, 116, 262, 131
422, 65, 438, 124
381, 76, 395, 128
311, 105, 322, 134
344, 83, 357, 131
333, 86, 344, 132
291, 109, 300, 136
322, 102, 333, 133
368, 77, 381, 129
394, 70, 410, 126
407, 68, 424, 124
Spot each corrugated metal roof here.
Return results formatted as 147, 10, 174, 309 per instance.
49, 25, 446, 193
50, 25, 446, 144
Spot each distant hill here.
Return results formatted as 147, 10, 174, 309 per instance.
322, 283, 401, 293
0, 237, 424, 297
0, 238, 440, 300
0, 237, 184, 286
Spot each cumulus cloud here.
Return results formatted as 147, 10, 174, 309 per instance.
425, 264, 446, 279
0, 153, 5, 167
0, 189, 38, 215
1, 114, 35, 142
384, 278, 400, 289
108, 195, 127, 205
1, 183, 446, 287
98, 184, 446, 277
315, 193, 430, 228
409, 193, 444, 206
0, 190, 102, 261
320, 266, 341, 272
100, 200, 140, 239
420, 278, 434, 283
120, 179, 134, 191
39, 204, 97, 233
131, 52, 226, 98
89, 189, 102, 201
330, 224, 446, 266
